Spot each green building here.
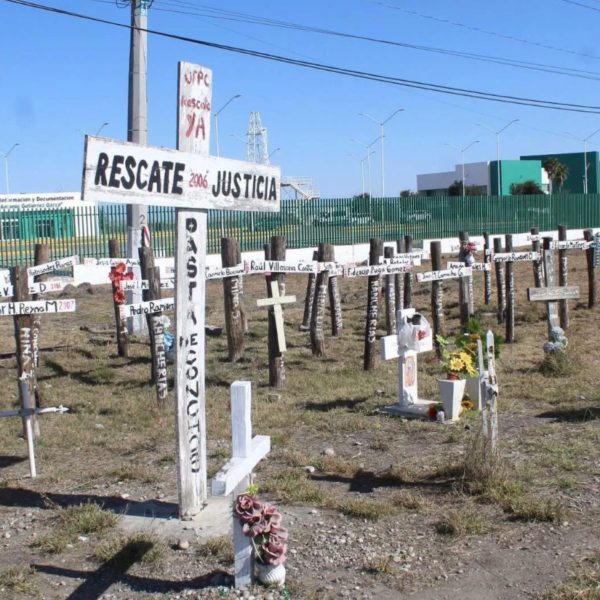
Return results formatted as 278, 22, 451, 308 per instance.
489, 159, 543, 196
521, 152, 599, 194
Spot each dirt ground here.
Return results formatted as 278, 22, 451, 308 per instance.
1, 246, 600, 600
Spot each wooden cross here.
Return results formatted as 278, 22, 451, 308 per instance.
527, 249, 579, 337
477, 333, 498, 453
211, 381, 271, 589
256, 280, 296, 353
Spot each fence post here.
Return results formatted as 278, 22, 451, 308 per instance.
431, 241, 444, 359
493, 237, 506, 324
584, 229, 597, 309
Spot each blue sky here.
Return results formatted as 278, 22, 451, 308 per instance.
2, 0, 600, 197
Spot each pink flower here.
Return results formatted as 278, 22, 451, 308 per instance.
261, 503, 282, 526
261, 538, 288, 566
234, 494, 262, 523
243, 516, 268, 537
269, 524, 289, 542
114, 289, 126, 304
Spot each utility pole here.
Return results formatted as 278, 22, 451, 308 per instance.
477, 120, 519, 196
126, 0, 150, 334
445, 141, 479, 196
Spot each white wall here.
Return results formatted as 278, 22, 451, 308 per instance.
417, 162, 491, 194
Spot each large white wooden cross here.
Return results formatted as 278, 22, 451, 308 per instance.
256, 280, 296, 353
379, 308, 437, 419
477, 334, 498, 453
212, 381, 271, 589
82, 61, 281, 519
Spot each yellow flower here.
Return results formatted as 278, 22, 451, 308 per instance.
449, 357, 464, 372
469, 334, 480, 340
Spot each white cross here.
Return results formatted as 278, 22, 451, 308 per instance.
477, 333, 498, 453
211, 381, 271, 589
256, 280, 296, 353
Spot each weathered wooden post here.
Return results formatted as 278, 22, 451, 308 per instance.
505, 234, 515, 343
109, 239, 130, 357
384, 246, 396, 335
235, 243, 249, 335
300, 250, 318, 331
327, 245, 343, 337
483, 232, 492, 305
430, 241, 444, 359
268, 236, 286, 388
310, 244, 330, 357
221, 238, 245, 362
394, 239, 404, 311
584, 229, 597, 308
458, 231, 471, 331
31, 244, 50, 373
493, 237, 506, 324
403, 235, 413, 309
558, 224, 569, 329
364, 238, 384, 371
531, 226, 542, 288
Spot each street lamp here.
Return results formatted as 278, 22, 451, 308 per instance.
348, 153, 369, 196
477, 119, 519, 196
564, 128, 600, 193
351, 136, 381, 199
358, 108, 404, 197
214, 94, 242, 157
77, 122, 109, 136
0, 143, 19, 196
444, 141, 480, 196
268, 147, 281, 161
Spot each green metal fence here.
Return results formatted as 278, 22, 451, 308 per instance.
1, 194, 599, 267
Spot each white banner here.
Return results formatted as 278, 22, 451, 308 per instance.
27, 256, 79, 277
205, 264, 246, 280
84, 257, 140, 267
492, 252, 540, 263
417, 267, 472, 282
549, 240, 592, 250
383, 254, 422, 267
345, 264, 412, 278
119, 298, 175, 320
83, 136, 281, 212
447, 261, 491, 271
0, 299, 76, 316
29, 281, 68, 295
244, 260, 319, 274
120, 279, 175, 291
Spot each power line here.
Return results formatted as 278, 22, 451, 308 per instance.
559, 0, 600, 11
6, 0, 600, 114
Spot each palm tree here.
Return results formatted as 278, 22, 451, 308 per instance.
554, 163, 569, 193
543, 157, 560, 194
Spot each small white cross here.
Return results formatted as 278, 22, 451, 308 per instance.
256, 280, 296, 353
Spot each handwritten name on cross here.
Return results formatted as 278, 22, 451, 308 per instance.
212, 382, 271, 589
256, 280, 296, 353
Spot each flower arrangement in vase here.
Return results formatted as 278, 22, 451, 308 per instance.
234, 488, 288, 586
436, 335, 477, 380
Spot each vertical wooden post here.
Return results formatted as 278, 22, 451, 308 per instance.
235, 243, 249, 334
327, 245, 343, 337
458, 231, 471, 330
139, 246, 157, 380
221, 238, 245, 362
558, 224, 569, 329
531, 226, 542, 288
364, 238, 384, 371
430, 241, 444, 359
384, 246, 396, 335
268, 236, 286, 388
149, 267, 168, 408
543, 237, 559, 338
310, 244, 330, 357
505, 234, 515, 343
31, 244, 50, 372
394, 239, 404, 311
109, 239, 130, 358
301, 250, 318, 331
230, 381, 254, 589
493, 237, 506, 324
483, 232, 492, 305
584, 229, 596, 309
11, 267, 36, 437
403, 235, 413, 309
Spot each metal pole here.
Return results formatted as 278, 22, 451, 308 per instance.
4, 157, 8, 197
215, 112, 220, 157
126, 0, 149, 335
496, 133, 501, 196
381, 123, 385, 197
361, 160, 365, 196
584, 140, 588, 194
367, 150, 372, 198
462, 151, 466, 196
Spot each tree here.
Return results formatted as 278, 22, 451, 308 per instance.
400, 189, 417, 197
543, 157, 569, 194
510, 180, 544, 195
448, 180, 462, 196
447, 180, 486, 196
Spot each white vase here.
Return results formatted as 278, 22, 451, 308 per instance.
256, 562, 286, 586
438, 378, 466, 421
465, 376, 481, 410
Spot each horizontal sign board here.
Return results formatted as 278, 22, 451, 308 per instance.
528, 286, 580, 302
205, 264, 246, 280
245, 260, 318, 274
0, 285, 12, 297
447, 261, 491, 271
27, 256, 79, 277
492, 252, 540, 263
120, 279, 175, 291
83, 136, 281, 212
528, 234, 541, 242
549, 240, 592, 250
416, 266, 472, 282
319, 262, 344, 276
84, 257, 140, 267
119, 298, 175, 320
345, 264, 411, 278
0, 299, 76, 316
451, 242, 482, 252
383, 254, 422, 267
29, 281, 68, 295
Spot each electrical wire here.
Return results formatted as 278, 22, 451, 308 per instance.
6, 0, 600, 114
559, 0, 600, 11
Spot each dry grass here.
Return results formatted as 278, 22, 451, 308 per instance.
539, 556, 600, 599
363, 555, 397, 575
93, 531, 166, 567
507, 497, 568, 523
435, 507, 487, 537
0, 566, 36, 594
197, 535, 234, 565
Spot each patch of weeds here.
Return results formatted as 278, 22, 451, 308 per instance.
368, 439, 390, 452
88, 366, 117, 384
435, 507, 486, 537
32, 502, 119, 554
540, 351, 574, 378
261, 470, 326, 505
107, 465, 159, 484
507, 497, 568, 523
380, 464, 416, 484
314, 455, 361, 477
517, 304, 541, 325
158, 455, 176, 465
363, 555, 396, 574
331, 497, 394, 521
539, 555, 600, 599
390, 490, 431, 512
0, 566, 36, 594
444, 428, 462, 444
557, 476, 577, 490
197, 535, 234, 565
94, 531, 165, 567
